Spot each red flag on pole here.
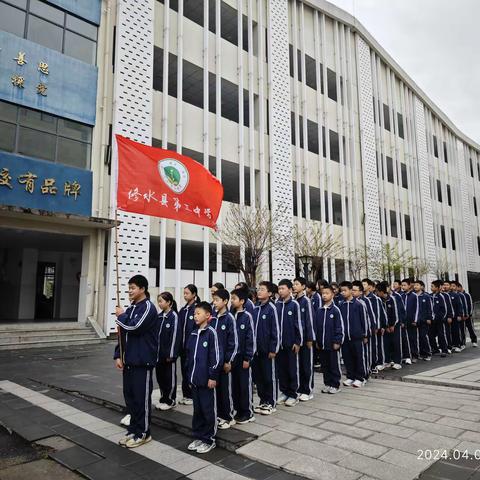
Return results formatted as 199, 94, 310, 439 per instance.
116, 135, 223, 228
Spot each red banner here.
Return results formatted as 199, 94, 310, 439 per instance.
116, 135, 223, 228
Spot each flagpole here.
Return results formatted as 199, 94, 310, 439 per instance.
114, 208, 123, 362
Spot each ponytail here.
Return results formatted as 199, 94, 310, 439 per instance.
158, 291, 178, 313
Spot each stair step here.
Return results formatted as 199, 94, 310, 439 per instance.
0, 333, 99, 345
0, 322, 86, 332
0, 328, 97, 339
0, 338, 104, 350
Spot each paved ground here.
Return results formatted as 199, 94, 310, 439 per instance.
2, 341, 480, 479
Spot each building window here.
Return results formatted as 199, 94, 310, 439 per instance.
305, 54, 322, 92
383, 104, 391, 132
332, 193, 342, 226
0, 0, 97, 63
401, 163, 408, 189
477, 236, 480, 256
440, 225, 446, 248
390, 210, 397, 238
397, 112, 404, 139
0, 100, 91, 168
292, 181, 306, 219
451, 228, 456, 250
470, 158, 474, 178
307, 119, 318, 155
309, 186, 321, 221
437, 179, 442, 203
433, 135, 439, 158
327, 68, 337, 102
477, 161, 480, 180
443, 141, 448, 163
329, 130, 340, 162
474, 196, 478, 217
446, 184, 452, 207
386, 156, 394, 183
405, 214, 412, 241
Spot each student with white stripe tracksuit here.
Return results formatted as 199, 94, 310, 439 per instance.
313, 285, 344, 394
186, 302, 223, 454
461, 286, 477, 346
431, 280, 449, 356
444, 281, 465, 351
413, 281, 432, 360
339, 281, 369, 388
211, 289, 238, 429
276, 279, 303, 406
441, 284, 454, 351
307, 281, 322, 368
393, 288, 410, 363
230, 289, 256, 424
155, 292, 182, 410
293, 277, 316, 401
178, 284, 200, 405
456, 283, 468, 348
377, 281, 404, 369
114, 275, 159, 449
401, 279, 419, 362
230, 287, 256, 318
252, 281, 280, 415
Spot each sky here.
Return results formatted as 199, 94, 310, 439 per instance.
326, 0, 479, 144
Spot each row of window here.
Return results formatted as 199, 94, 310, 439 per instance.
439, 225, 456, 250
430, 135, 448, 163
1, 0, 97, 64
0, 100, 92, 169
382, 209, 412, 241
469, 157, 480, 181
376, 153, 408, 189
436, 179, 452, 206
372, 98, 405, 139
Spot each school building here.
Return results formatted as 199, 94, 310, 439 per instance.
0, 0, 479, 345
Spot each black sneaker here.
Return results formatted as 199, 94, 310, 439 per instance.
235, 415, 255, 424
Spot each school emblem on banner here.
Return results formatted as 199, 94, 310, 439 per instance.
158, 159, 189, 194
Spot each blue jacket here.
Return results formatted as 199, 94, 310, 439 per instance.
310, 292, 322, 312
458, 292, 468, 318
114, 298, 159, 367
179, 302, 197, 350
366, 292, 387, 329
334, 293, 343, 306
432, 292, 447, 323
384, 293, 405, 327
233, 309, 255, 364
339, 298, 368, 341
230, 298, 255, 317
313, 302, 344, 350
157, 310, 182, 361
211, 311, 238, 364
401, 291, 419, 325
275, 297, 303, 348
464, 291, 473, 316
186, 325, 223, 386
253, 301, 280, 354
296, 294, 315, 342
358, 296, 376, 333
417, 293, 432, 324
447, 291, 464, 318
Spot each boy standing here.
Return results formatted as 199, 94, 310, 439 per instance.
313, 285, 344, 394
431, 280, 449, 357
400, 279, 416, 363
230, 288, 255, 424
114, 275, 159, 448
276, 279, 303, 407
293, 277, 315, 401
413, 280, 432, 361
186, 302, 222, 454
211, 289, 238, 429
307, 281, 322, 312
252, 281, 280, 415
339, 281, 368, 388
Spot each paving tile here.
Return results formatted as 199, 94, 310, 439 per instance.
409, 431, 460, 450
77, 458, 141, 480
237, 440, 298, 467
284, 454, 361, 480
421, 460, 474, 480
12, 422, 55, 442
237, 461, 279, 479
338, 452, 412, 480
284, 437, 345, 463
261, 430, 296, 445
378, 448, 435, 475
318, 421, 373, 440
399, 418, 462, 439
188, 464, 249, 480
436, 415, 480, 433
50, 445, 103, 470
276, 422, 332, 442
324, 434, 389, 458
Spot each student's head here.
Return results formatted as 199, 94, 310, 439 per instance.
278, 279, 293, 300
457, 282, 464, 292
392, 279, 401, 291
271, 283, 279, 300
306, 281, 317, 296
230, 288, 248, 311
413, 280, 424, 293
330, 282, 339, 294
128, 275, 149, 303
293, 277, 307, 295
442, 280, 451, 292
376, 281, 389, 299
351, 280, 364, 298
361, 278, 374, 294
449, 281, 458, 292
212, 288, 229, 312
316, 279, 329, 293
321, 285, 335, 304
235, 281, 249, 291
257, 281, 274, 302
184, 284, 199, 304
339, 281, 353, 299
194, 301, 212, 327
431, 280, 442, 293
401, 278, 412, 292
157, 291, 177, 312
210, 282, 224, 299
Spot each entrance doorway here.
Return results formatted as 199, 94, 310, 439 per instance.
35, 262, 56, 319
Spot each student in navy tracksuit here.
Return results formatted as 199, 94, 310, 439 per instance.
178, 284, 200, 405
114, 275, 159, 449
307, 281, 322, 368
460, 284, 477, 346
431, 280, 449, 356
444, 280, 464, 351
155, 292, 181, 410
186, 302, 222, 454
441, 282, 454, 351
209, 282, 224, 318
413, 280, 432, 360
339, 281, 369, 387
401, 279, 418, 362
276, 279, 303, 406
293, 277, 315, 401
230, 288, 255, 423
252, 281, 280, 415
211, 289, 238, 429
230, 281, 256, 317
376, 281, 404, 369
313, 285, 344, 393
330, 282, 343, 306
455, 282, 468, 348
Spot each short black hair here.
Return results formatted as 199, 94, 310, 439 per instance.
235, 281, 249, 291
322, 285, 334, 293
376, 281, 389, 293
317, 279, 329, 289
128, 275, 148, 291
457, 282, 463, 288
278, 279, 293, 289
196, 301, 212, 314
212, 282, 225, 290
231, 288, 248, 302
258, 281, 274, 293
362, 278, 375, 287
351, 280, 364, 291
306, 281, 316, 290
339, 281, 353, 290
393, 279, 401, 284
212, 288, 230, 302
271, 283, 278, 295
432, 280, 443, 289
415, 280, 425, 287
294, 277, 307, 286
401, 278, 412, 284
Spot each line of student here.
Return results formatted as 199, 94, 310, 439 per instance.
113, 274, 476, 453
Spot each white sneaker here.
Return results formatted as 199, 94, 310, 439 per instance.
460, 345, 466, 351
179, 397, 193, 405
120, 414, 131, 427
254, 404, 266, 414
277, 393, 288, 405
376, 364, 385, 371
314, 363, 321, 368
453, 347, 461, 353
404, 358, 412, 365
343, 379, 354, 386
371, 368, 379, 374
260, 405, 276, 415
411, 358, 418, 363
424, 356, 432, 361
155, 402, 175, 411
392, 363, 402, 370
298, 393, 313, 402
285, 397, 298, 407
118, 433, 135, 446
125, 435, 152, 448
235, 415, 255, 424
188, 439, 203, 451
473, 342, 478, 347
217, 418, 235, 429
328, 387, 339, 394
352, 379, 364, 388
196, 442, 216, 454
321, 386, 331, 393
